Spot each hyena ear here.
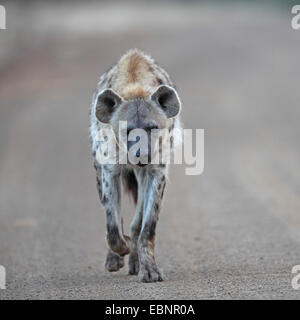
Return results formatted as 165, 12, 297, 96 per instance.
95, 89, 123, 123
150, 85, 181, 118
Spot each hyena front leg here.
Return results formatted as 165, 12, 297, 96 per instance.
105, 218, 128, 272
105, 249, 125, 272
128, 200, 143, 275
138, 169, 166, 282
96, 164, 130, 264
128, 172, 146, 275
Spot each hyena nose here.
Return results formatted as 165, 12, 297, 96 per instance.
127, 124, 158, 134
143, 124, 158, 149
126, 124, 158, 149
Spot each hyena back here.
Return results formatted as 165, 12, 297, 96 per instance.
90, 49, 182, 282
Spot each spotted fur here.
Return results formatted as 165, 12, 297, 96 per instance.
90, 49, 182, 282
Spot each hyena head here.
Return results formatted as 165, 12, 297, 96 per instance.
95, 85, 181, 166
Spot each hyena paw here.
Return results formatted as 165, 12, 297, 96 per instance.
107, 234, 131, 256
128, 251, 139, 275
138, 263, 163, 283
105, 250, 124, 272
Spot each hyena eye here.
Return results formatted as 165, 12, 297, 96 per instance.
151, 85, 181, 118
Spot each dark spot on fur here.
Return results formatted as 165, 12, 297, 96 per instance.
107, 224, 119, 247
157, 77, 163, 85
149, 222, 156, 238
154, 203, 159, 212
96, 178, 102, 201
161, 183, 166, 200
94, 160, 101, 170
158, 184, 161, 190
106, 210, 112, 221
148, 65, 154, 73
107, 78, 112, 88
143, 221, 156, 239
102, 195, 108, 205
103, 165, 112, 173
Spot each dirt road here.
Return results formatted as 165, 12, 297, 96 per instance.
1, 2, 300, 299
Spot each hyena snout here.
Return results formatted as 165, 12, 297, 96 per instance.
127, 122, 158, 166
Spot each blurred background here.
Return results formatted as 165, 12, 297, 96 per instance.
1, 0, 300, 299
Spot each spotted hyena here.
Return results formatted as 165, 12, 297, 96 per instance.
90, 49, 182, 282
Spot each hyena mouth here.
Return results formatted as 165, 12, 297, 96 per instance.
136, 162, 148, 167
128, 156, 150, 167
